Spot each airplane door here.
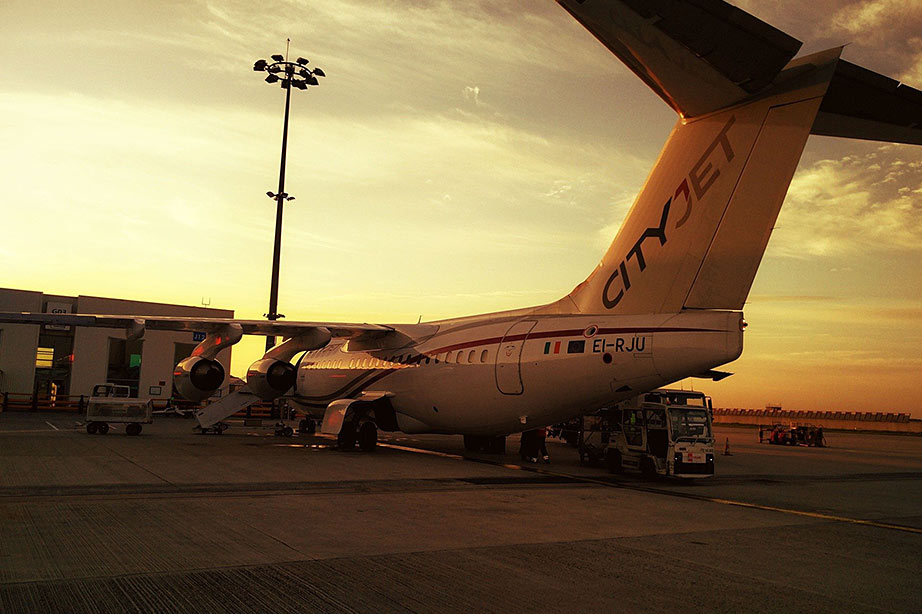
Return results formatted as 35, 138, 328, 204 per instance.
495, 320, 536, 395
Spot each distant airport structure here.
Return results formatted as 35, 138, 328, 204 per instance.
0, 288, 233, 400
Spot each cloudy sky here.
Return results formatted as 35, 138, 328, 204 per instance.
1, 1, 920, 415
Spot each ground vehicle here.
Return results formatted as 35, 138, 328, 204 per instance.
577, 408, 619, 465
85, 383, 152, 436
761, 423, 826, 447
604, 389, 715, 478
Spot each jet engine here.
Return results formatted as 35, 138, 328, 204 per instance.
173, 356, 226, 401
246, 358, 296, 400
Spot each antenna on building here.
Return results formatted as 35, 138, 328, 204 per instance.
201, 297, 211, 307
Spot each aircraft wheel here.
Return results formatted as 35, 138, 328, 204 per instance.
338, 422, 357, 449
298, 418, 317, 435
487, 435, 506, 455
358, 421, 378, 451
126, 423, 142, 436
86, 422, 99, 435
282, 426, 294, 437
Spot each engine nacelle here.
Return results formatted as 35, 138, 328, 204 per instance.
173, 356, 226, 401
246, 358, 296, 400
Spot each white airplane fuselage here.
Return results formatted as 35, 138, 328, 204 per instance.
296, 309, 742, 435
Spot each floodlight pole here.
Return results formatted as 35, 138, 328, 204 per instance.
253, 45, 325, 351
266, 81, 293, 351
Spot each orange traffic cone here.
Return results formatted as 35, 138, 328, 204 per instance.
723, 437, 732, 456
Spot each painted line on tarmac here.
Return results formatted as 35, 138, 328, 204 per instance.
0, 429, 70, 434
379, 442, 922, 536
697, 497, 922, 534
44, 421, 60, 431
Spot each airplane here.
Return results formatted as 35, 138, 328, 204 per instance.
2, 0, 921, 453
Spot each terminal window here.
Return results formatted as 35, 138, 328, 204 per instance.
35, 347, 54, 368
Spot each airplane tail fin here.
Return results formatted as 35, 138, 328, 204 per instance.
548, 1, 922, 316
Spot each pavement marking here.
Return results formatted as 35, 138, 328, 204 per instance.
44, 421, 60, 431
379, 442, 922, 536
0, 429, 71, 434
379, 443, 464, 459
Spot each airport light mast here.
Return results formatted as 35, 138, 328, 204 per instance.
253, 44, 325, 351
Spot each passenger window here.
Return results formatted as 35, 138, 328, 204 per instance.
480, 350, 488, 363
468, 350, 475, 363
425, 356, 431, 364
456, 352, 462, 364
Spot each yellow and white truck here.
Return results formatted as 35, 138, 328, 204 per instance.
604, 389, 715, 478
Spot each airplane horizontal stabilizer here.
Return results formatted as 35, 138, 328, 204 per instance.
812, 60, 922, 145
556, 0, 802, 117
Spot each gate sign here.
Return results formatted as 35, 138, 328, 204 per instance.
193, 331, 206, 342
45, 302, 72, 331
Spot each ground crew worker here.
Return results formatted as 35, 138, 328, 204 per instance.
536, 427, 550, 463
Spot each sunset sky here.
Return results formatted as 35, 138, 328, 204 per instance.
1, 1, 920, 415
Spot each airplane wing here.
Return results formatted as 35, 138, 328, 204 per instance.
0, 312, 436, 343
556, 0, 803, 117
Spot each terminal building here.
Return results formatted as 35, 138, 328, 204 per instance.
0, 288, 233, 400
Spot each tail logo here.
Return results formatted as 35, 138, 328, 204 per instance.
601, 116, 736, 309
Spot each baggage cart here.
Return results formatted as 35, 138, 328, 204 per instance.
85, 383, 153, 436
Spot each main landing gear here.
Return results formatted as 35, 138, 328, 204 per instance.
463, 434, 506, 454
297, 418, 316, 434
337, 420, 378, 451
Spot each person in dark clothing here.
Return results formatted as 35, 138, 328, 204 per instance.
518, 428, 551, 463
519, 429, 537, 462
536, 427, 550, 463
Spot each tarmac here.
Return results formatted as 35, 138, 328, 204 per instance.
1, 412, 921, 613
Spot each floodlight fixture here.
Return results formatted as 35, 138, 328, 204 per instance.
265, 73, 279, 84
271, 54, 284, 62
296, 57, 309, 65
253, 59, 267, 71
